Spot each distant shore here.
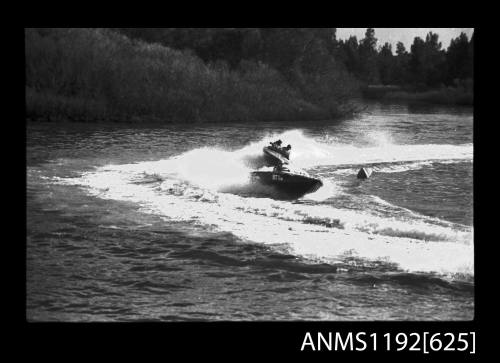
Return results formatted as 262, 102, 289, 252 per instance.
362, 85, 473, 106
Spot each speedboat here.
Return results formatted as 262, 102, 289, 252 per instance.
251, 165, 323, 196
262, 145, 290, 166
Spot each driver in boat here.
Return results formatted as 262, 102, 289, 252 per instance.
282, 144, 291, 158
270, 139, 282, 149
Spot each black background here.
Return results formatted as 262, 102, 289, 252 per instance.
14, 8, 492, 360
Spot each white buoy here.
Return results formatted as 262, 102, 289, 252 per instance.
357, 167, 373, 179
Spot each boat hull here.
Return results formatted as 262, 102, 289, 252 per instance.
251, 170, 323, 195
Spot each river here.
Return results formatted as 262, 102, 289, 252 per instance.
26, 102, 474, 321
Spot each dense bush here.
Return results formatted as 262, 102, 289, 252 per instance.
25, 28, 358, 123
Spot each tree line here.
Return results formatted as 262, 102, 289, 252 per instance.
118, 28, 473, 90
25, 28, 473, 124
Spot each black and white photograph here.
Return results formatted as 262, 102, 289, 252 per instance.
26, 28, 474, 323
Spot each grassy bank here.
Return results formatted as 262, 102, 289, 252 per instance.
26, 28, 358, 123
362, 84, 473, 106
382, 88, 473, 106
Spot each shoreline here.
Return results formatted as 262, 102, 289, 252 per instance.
362, 85, 473, 106
26, 98, 472, 126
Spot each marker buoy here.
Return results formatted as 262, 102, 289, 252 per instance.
357, 167, 373, 179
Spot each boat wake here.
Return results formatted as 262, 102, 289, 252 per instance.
55, 130, 473, 280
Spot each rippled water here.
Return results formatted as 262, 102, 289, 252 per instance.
26, 102, 474, 321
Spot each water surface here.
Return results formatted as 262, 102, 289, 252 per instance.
27, 102, 473, 321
